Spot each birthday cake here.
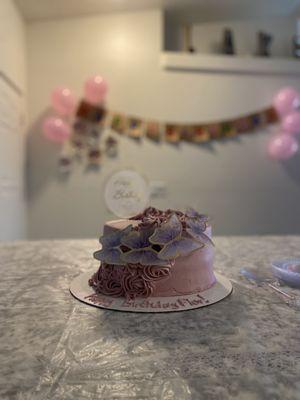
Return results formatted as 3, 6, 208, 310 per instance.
89, 207, 216, 299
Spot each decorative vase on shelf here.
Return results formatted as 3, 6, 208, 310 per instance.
256, 31, 273, 57
293, 18, 300, 58
222, 28, 235, 55
293, 35, 300, 58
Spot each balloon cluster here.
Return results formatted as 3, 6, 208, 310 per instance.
269, 87, 300, 160
42, 75, 108, 143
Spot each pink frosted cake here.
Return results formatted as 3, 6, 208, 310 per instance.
89, 207, 216, 299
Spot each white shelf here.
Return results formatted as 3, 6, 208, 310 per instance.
161, 52, 300, 76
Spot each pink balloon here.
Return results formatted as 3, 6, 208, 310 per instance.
84, 75, 108, 105
42, 117, 71, 143
273, 87, 300, 117
281, 111, 300, 134
51, 87, 76, 116
268, 134, 298, 160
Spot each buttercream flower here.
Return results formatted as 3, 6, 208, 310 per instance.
89, 264, 171, 299
121, 267, 153, 299
89, 263, 124, 297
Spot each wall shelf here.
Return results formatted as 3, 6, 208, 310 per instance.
161, 52, 300, 76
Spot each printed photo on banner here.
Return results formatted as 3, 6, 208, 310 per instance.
193, 126, 210, 142
111, 113, 128, 134
146, 121, 161, 141
165, 124, 181, 143
180, 125, 195, 142
127, 118, 144, 139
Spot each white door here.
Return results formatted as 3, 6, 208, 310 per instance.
0, 71, 25, 240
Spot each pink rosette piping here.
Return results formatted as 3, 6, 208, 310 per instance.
89, 263, 171, 300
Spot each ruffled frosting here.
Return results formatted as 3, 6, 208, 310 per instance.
131, 207, 186, 227
89, 263, 171, 300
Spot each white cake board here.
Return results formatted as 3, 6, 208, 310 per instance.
70, 271, 232, 313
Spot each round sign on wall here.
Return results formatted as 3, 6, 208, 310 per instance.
104, 170, 149, 218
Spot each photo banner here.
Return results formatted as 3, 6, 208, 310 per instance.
108, 106, 278, 143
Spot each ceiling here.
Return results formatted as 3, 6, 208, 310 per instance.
15, 0, 300, 22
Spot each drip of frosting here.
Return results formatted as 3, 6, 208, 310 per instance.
89, 263, 171, 300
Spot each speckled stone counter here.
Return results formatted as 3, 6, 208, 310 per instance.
1, 237, 300, 400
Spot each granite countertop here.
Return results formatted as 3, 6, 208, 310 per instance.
1, 237, 300, 400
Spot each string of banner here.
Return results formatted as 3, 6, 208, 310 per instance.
42, 75, 300, 171
105, 106, 277, 142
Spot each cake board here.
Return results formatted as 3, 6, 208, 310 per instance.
70, 271, 232, 313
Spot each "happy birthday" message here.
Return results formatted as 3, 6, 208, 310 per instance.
86, 293, 210, 310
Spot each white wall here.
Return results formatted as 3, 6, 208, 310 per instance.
27, 10, 300, 239
0, 0, 27, 240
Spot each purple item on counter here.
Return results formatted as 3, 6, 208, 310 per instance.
271, 259, 300, 288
